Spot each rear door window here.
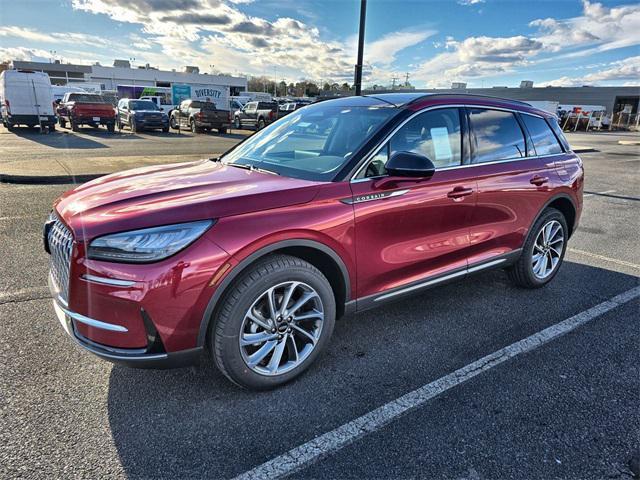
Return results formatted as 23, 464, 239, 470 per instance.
521, 114, 563, 156
469, 108, 526, 163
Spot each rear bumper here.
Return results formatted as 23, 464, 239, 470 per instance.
195, 120, 230, 129
49, 274, 203, 369
72, 116, 115, 125
4, 114, 56, 125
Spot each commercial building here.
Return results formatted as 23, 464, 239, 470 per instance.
9, 59, 247, 96
371, 84, 639, 116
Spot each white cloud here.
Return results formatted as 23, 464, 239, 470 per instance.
539, 56, 640, 86
366, 29, 435, 65
531, 0, 640, 55
458, 0, 485, 5
0, 46, 52, 63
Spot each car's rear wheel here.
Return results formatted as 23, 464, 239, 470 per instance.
71, 120, 79, 132
59, 118, 66, 129
507, 207, 568, 288
130, 118, 137, 133
218, 127, 227, 135
170, 116, 178, 129
257, 118, 265, 130
211, 254, 336, 390
107, 123, 115, 133
234, 117, 241, 129
190, 119, 198, 133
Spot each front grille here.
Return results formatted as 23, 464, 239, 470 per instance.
48, 213, 74, 303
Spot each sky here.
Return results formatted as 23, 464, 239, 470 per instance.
0, 0, 638, 88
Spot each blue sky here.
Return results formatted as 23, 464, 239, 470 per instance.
0, 0, 638, 88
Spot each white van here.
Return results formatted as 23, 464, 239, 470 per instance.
0, 70, 57, 131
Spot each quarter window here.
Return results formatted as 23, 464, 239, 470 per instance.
521, 114, 563, 156
469, 108, 526, 163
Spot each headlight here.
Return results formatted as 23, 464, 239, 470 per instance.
88, 220, 214, 263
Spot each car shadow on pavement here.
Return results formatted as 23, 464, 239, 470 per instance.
13, 128, 108, 149
106, 261, 639, 479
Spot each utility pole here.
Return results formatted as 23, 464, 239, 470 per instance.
391, 75, 399, 90
354, 0, 367, 96
404, 72, 410, 87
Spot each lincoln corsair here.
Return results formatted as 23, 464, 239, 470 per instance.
46, 93, 583, 389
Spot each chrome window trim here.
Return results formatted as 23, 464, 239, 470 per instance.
350, 103, 564, 183
82, 274, 137, 287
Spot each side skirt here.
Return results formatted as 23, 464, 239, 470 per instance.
355, 250, 522, 313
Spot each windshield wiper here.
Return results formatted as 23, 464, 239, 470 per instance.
225, 162, 279, 176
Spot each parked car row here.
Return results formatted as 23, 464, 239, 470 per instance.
1, 69, 318, 136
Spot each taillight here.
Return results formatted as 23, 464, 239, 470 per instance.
196, 112, 204, 120
269, 111, 274, 120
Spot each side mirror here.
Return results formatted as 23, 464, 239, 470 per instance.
385, 151, 436, 178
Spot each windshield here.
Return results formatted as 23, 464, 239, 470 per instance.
221, 102, 397, 181
129, 100, 159, 110
69, 93, 109, 103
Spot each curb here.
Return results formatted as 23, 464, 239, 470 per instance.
0, 173, 104, 185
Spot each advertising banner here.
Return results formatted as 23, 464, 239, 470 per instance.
172, 84, 192, 105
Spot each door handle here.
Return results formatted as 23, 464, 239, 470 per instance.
447, 186, 474, 199
530, 175, 549, 186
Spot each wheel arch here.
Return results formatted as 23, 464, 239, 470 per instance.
531, 193, 577, 239
197, 239, 352, 347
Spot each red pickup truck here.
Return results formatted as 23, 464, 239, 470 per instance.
57, 92, 116, 132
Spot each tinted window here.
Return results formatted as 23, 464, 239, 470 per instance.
469, 108, 526, 163
190, 101, 216, 110
68, 93, 109, 104
521, 114, 563, 156
258, 102, 277, 110
128, 100, 159, 110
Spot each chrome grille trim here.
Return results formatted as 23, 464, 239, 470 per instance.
48, 213, 74, 303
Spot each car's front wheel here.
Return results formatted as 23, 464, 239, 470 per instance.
507, 207, 568, 288
211, 254, 336, 389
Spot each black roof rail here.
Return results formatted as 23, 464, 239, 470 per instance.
406, 93, 532, 107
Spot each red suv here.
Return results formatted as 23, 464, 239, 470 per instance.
46, 94, 583, 389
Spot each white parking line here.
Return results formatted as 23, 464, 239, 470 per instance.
233, 286, 640, 480
568, 248, 640, 270
583, 189, 616, 198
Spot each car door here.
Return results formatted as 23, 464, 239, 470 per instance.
350, 107, 477, 303
243, 102, 257, 127
179, 101, 190, 128
466, 107, 561, 267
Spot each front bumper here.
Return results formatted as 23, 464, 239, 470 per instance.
49, 274, 203, 369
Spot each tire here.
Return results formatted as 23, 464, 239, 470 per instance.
49, 124, 56, 132
190, 119, 199, 133
71, 121, 79, 132
107, 123, 115, 133
507, 207, 568, 289
59, 118, 66, 129
257, 118, 265, 130
130, 118, 137, 133
170, 116, 178, 130
234, 117, 241, 129
162, 126, 170, 133
211, 254, 336, 390
218, 127, 227, 135
7, 123, 14, 132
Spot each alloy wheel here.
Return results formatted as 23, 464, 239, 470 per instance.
239, 281, 324, 376
532, 220, 564, 279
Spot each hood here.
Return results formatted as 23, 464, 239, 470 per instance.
55, 160, 321, 241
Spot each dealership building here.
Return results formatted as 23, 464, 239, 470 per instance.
371, 83, 640, 116
8, 59, 248, 96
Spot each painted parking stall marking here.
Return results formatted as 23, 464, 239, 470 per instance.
234, 286, 640, 480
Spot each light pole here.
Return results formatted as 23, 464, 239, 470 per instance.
354, 0, 367, 96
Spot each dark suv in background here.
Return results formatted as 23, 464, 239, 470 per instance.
116, 99, 169, 133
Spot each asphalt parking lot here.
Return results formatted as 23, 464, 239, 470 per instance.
1, 130, 638, 479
